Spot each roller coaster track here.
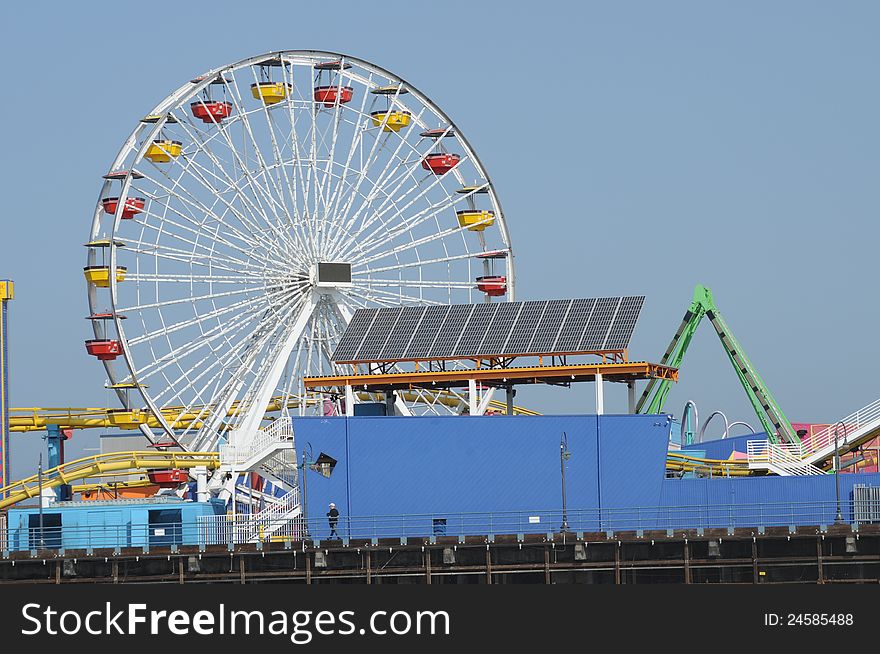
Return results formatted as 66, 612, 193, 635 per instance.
0, 451, 219, 510
666, 451, 752, 477
9, 392, 540, 433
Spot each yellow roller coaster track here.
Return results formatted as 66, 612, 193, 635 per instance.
8, 391, 539, 433
0, 451, 219, 510
666, 451, 752, 477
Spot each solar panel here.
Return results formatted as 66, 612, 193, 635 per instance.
353, 307, 401, 361
454, 303, 498, 356
331, 308, 378, 361
477, 302, 522, 354
332, 296, 645, 363
381, 305, 425, 360
428, 304, 474, 358
405, 306, 449, 359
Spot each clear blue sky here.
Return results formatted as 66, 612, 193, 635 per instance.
1, 1, 878, 477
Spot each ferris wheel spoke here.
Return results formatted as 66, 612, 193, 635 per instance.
302, 67, 333, 226
332, 104, 428, 242
321, 75, 375, 226
129, 176, 273, 258
328, 91, 440, 242
133, 168, 282, 260
133, 289, 304, 388
356, 153, 468, 239
279, 66, 322, 258
360, 279, 476, 289
177, 152, 299, 257
127, 271, 265, 284
131, 199, 263, 261
131, 308, 264, 390
350, 218, 478, 269
126, 287, 290, 348
153, 307, 274, 409
339, 163, 471, 260
212, 110, 311, 259
338, 137, 459, 244
346, 186, 487, 265
117, 283, 284, 314
331, 94, 422, 233
124, 242, 270, 277
354, 249, 507, 275
172, 119, 301, 255
221, 71, 303, 255
345, 285, 445, 306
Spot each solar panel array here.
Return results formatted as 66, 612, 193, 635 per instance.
332, 297, 645, 363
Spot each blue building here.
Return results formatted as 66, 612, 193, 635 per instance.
6, 497, 225, 552
291, 414, 880, 539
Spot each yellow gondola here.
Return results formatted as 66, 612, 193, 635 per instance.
106, 409, 146, 429
83, 266, 127, 287
251, 82, 291, 105
370, 110, 412, 132
144, 140, 182, 163
456, 210, 496, 232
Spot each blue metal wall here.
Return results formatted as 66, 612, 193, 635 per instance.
682, 433, 765, 460
6, 500, 225, 551
292, 414, 880, 537
292, 414, 671, 531
659, 473, 880, 528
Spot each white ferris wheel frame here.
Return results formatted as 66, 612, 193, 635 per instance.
86, 50, 515, 450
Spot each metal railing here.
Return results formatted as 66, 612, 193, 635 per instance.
6, 497, 878, 554
747, 396, 880, 474
802, 397, 880, 456
220, 416, 294, 467
747, 440, 823, 476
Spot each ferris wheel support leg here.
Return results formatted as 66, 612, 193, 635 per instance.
232, 296, 318, 450
475, 386, 496, 416
627, 382, 637, 415
194, 466, 208, 502
385, 391, 396, 417
345, 385, 355, 417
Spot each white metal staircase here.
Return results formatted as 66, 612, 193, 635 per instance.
219, 416, 296, 471
747, 395, 880, 476
746, 440, 824, 476
237, 487, 303, 543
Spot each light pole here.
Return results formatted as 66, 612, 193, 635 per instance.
300, 444, 313, 539
299, 445, 338, 540
560, 432, 571, 532
833, 422, 847, 524
37, 453, 45, 549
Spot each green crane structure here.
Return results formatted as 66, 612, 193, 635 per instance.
636, 284, 797, 444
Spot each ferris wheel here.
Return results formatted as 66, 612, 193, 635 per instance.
85, 50, 514, 449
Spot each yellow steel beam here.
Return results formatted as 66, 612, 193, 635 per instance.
0, 450, 219, 510
304, 361, 678, 391
10, 389, 543, 432
666, 451, 754, 477
8, 396, 320, 433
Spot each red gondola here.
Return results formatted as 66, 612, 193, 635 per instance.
422, 153, 461, 175
314, 85, 354, 107
148, 469, 189, 488
85, 339, 122, 361
190, 100, 233, 123
476, 275, 507, 297
101, 196, 146, 219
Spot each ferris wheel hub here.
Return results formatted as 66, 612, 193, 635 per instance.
312, 262, 353, 289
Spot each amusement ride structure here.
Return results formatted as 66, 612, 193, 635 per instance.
1, 51, 880, 536
63, 50, 516, 516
